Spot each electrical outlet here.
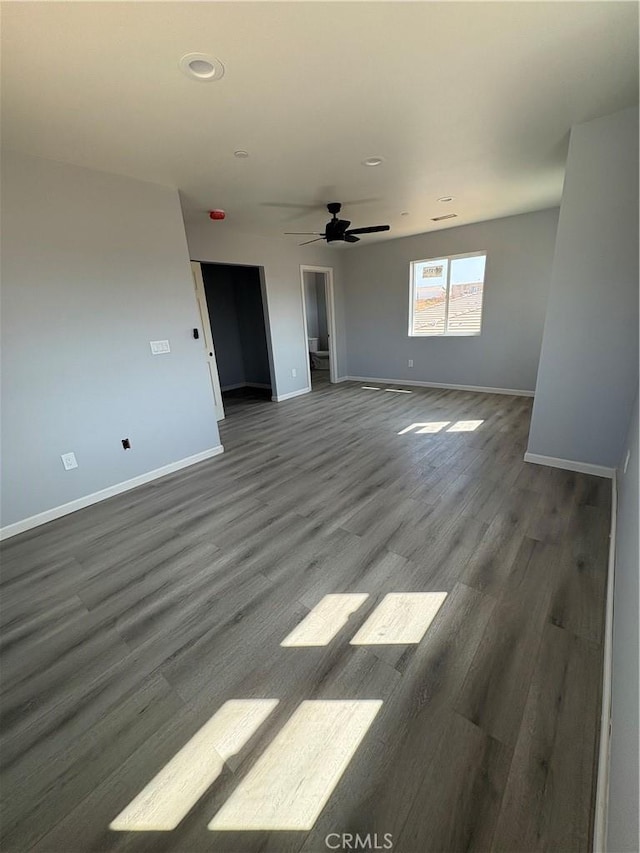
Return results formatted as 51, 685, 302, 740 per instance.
61, 452, 78, 471
623, 449, 631, 474
291, 368, 297, 378
408, 359, 414, 368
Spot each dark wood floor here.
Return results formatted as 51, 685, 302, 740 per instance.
0, 378, 610, 852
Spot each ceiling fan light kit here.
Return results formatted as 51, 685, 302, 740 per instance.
285, 202, 390, 246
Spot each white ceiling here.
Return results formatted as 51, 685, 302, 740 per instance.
1, 1, 638, 245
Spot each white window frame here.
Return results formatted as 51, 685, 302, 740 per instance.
408, 250, 487, 338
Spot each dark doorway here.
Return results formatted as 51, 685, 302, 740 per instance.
200, 263, 272, 405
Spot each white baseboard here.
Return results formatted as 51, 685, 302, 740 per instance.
593, 473, 617, 851
0, 445, 225, 541
333, 376, 349, 383
345, 375, 535, 397
524, 452, 615, 479
272, 387, 311, 402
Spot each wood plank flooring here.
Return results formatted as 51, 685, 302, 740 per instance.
0, 377, 611, 852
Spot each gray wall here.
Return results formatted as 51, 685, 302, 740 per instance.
527, 107, 639, 467
315, 272, 329, 351
607, 395, 639, 852
303, 272, 329, 351
234, 267, 271, 386
185, 219, 347, 393
341, 208, 559, 392
304, 272, 319, 339
1, 151, 221, 528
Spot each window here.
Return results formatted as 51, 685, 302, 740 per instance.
408, 251, 487, 336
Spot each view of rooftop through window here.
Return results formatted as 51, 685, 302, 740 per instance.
409, 252, 487, 337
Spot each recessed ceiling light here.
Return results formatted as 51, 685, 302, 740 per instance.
431, 213, 458, 221
437, 196, 454, 203
362, 157, 384, 167
400, 211, 409, 216
179, 53, 225, 82
233, 150, 249, 158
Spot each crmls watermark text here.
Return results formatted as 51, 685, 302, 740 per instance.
325, 833, 393, 850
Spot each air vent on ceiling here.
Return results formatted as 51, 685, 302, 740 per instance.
431, 213, 458, 222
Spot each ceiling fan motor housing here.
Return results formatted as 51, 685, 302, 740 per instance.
326, 218, 351, 242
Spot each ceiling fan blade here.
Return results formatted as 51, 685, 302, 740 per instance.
261, 202, 321, 210
284, 232, 324, 235
345, 225, 390, 236
341, 197, 380, 207
344, 234, 360, 243
299, 237, 326, 246
264, 202, 329, 223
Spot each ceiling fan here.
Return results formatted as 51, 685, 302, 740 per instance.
285, 202, 390, 245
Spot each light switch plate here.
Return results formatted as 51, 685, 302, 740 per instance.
61, 452, 78, 470
150, 340, 170, 355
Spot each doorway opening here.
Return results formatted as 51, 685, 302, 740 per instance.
300, 266, 338, 390
191, 261, 274, 420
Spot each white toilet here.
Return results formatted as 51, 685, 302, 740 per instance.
308, 337, 330, 370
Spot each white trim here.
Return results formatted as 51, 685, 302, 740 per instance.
524, 452, 615, 479
0, 446, 225, 541
345, 375, 534, 397
271, 387, 311, 402
191, 262, 225, 422
593, 473, 617, 852
299, 267, 314, 392
300, 265, 339, 384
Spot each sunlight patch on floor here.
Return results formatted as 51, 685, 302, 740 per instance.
398, 419, 483, 435
350, 592, 448, 645
446, 419, 484, 432
109, 699, 278, 831
361, 386, 412, 394
208, 700, 382, 831
417, 422, 451, 433
281, 593, 369, 647
397, 421, 451, 434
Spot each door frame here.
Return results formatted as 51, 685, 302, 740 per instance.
299, 265, 338, 385
191, 261, 225, 421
